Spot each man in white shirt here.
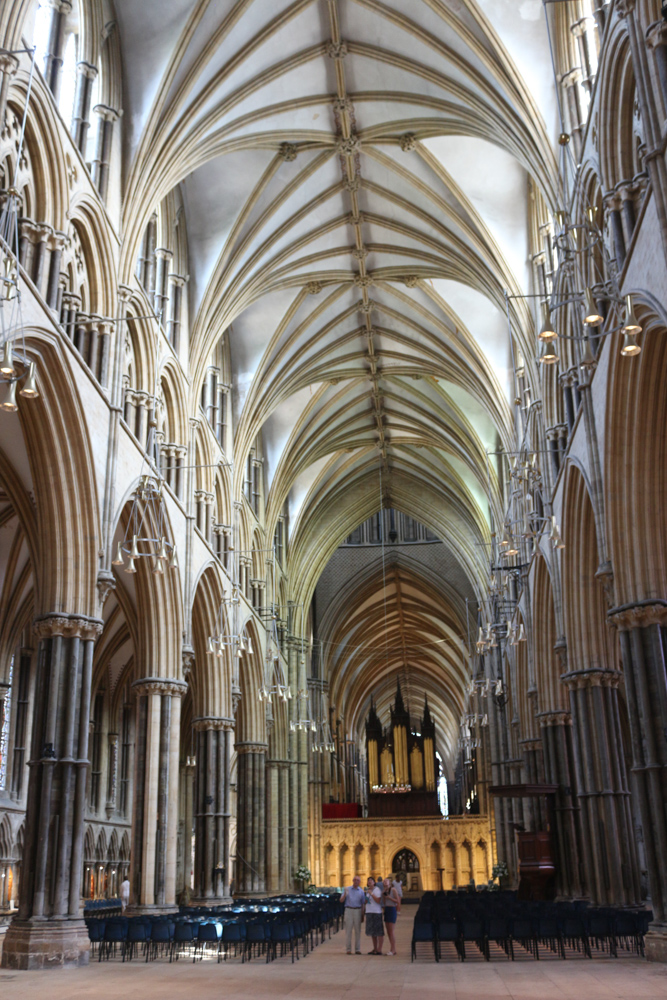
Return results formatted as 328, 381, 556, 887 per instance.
120, 877, 130, 912
340, 875, 365, 954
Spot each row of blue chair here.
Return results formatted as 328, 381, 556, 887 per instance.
412, 892, 651, 962
86, 894, 343, 963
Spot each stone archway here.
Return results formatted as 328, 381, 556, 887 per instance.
392, 848, 421, 893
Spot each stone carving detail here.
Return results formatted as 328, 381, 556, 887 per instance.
33, 613, 104, 641
333, 97, 353, 113
279, 142, 298, 162
97, 571, 116, 608
326, 41, 348, 59
354, 274, 373, 288
402, 275, 420, 288
336, 134, 361, 155
344, 176, 361, 192
608, 602, 667, 630
400, 132, 418, 152
306, 280, 323, 294
193, 716, 235, 732
536, 709, 572, 727
132, 677, 188, 697
561, 668, 623, 690
234, 740, 269, 754
352, 247, 368, 260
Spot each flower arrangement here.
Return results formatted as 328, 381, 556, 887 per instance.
492, 861, 509, 881
294, 865, 312, 884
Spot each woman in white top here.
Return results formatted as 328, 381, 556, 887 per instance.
364, 877, 385, 954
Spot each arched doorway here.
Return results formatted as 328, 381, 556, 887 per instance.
392, 849, 421, 892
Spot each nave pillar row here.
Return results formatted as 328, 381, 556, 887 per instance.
192, 717, 234, 901
2, 613, 104, 970
611, 603, 667, 962
130, 677, 186, 910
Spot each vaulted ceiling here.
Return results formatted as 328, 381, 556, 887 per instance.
114, 0, 559, 759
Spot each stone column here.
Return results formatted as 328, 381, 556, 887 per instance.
153, 249, 173, 322
1, 613, 103, 970
647, 19, 667, 113
609, 602, 667, 960
192, 717, 234, 901
42, 0, 73, 103
235, 741, 267, 894
537, 708, 584, 899
562, 667, 640, 907
167, 274, 187, 352
105, 732, 118, 819
0, 51, 19, 134
70, 61, 97, 155
90, 105, 120, 201
130, 678, 186, 910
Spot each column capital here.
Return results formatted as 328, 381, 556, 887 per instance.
155, 247, 173, 261
561, 667, 623, 690
536, 709, 572, 727
33, 612, 104, 641
234, 740, 268, 754
168, 272, 189, 288
118, 284, 134, 304
615, 0, 636, 18
132, 677, 188, 697
0, 51, 20, 77
92, 103, 121, 122
76, 60, 98, 80
519, 738, 543, 751
608, 599, 667, 630
193, 716, 235, 732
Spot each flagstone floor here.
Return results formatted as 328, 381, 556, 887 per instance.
1, 909, 666, 1000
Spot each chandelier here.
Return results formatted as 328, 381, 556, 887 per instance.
112, 471, 178, 573
207, 585, 253, 662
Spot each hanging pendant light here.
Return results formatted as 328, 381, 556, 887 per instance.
169, 545, 178, 570
584, 287, 603, 325
152, 556, 164, 575
19, 361, 38, 398
0, 341, 15, 376
499, 530, 510, 550
580, 335, 597, 367
207, 637, 216, 655
130, 535, 140, 559
0, 380, 18, 412
112, 542, 125, 567
157, 537, 168, 562
125, 556, 137, 574
621, 332, 641, 357
246, 638, 253, 656
623, 294, 642, 334
506, 534, 519, 557
538, 307, 557, 341
539, 340, 559, 365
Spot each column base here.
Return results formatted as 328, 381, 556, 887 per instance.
1, 917, 90, 970
188, 896, 233, 906
645, 924, 667, 962
124, 903, 179, 916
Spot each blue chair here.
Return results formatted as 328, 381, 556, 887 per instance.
245, 922, 267, 961
100, 920, 126, 961
170, 921, 195, 961
195, 920, 222, 962
124, 921, 148, 961
146, 920, 172, 961
411, 919, 436, 962
221, 921, 245, 961
269, 921, 295, 963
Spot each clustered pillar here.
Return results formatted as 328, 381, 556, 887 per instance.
130, 678, 186, 909
563, 667, 640, 907
2, 613, 103, 970
611, 603, 667, 960
235, 742, 267, 894
537, 709, 583, 899
192, 717, 234, 901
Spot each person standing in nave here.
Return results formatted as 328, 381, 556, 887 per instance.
340, 874, 365, 954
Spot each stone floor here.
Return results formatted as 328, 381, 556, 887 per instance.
1, 911, 667, 1000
